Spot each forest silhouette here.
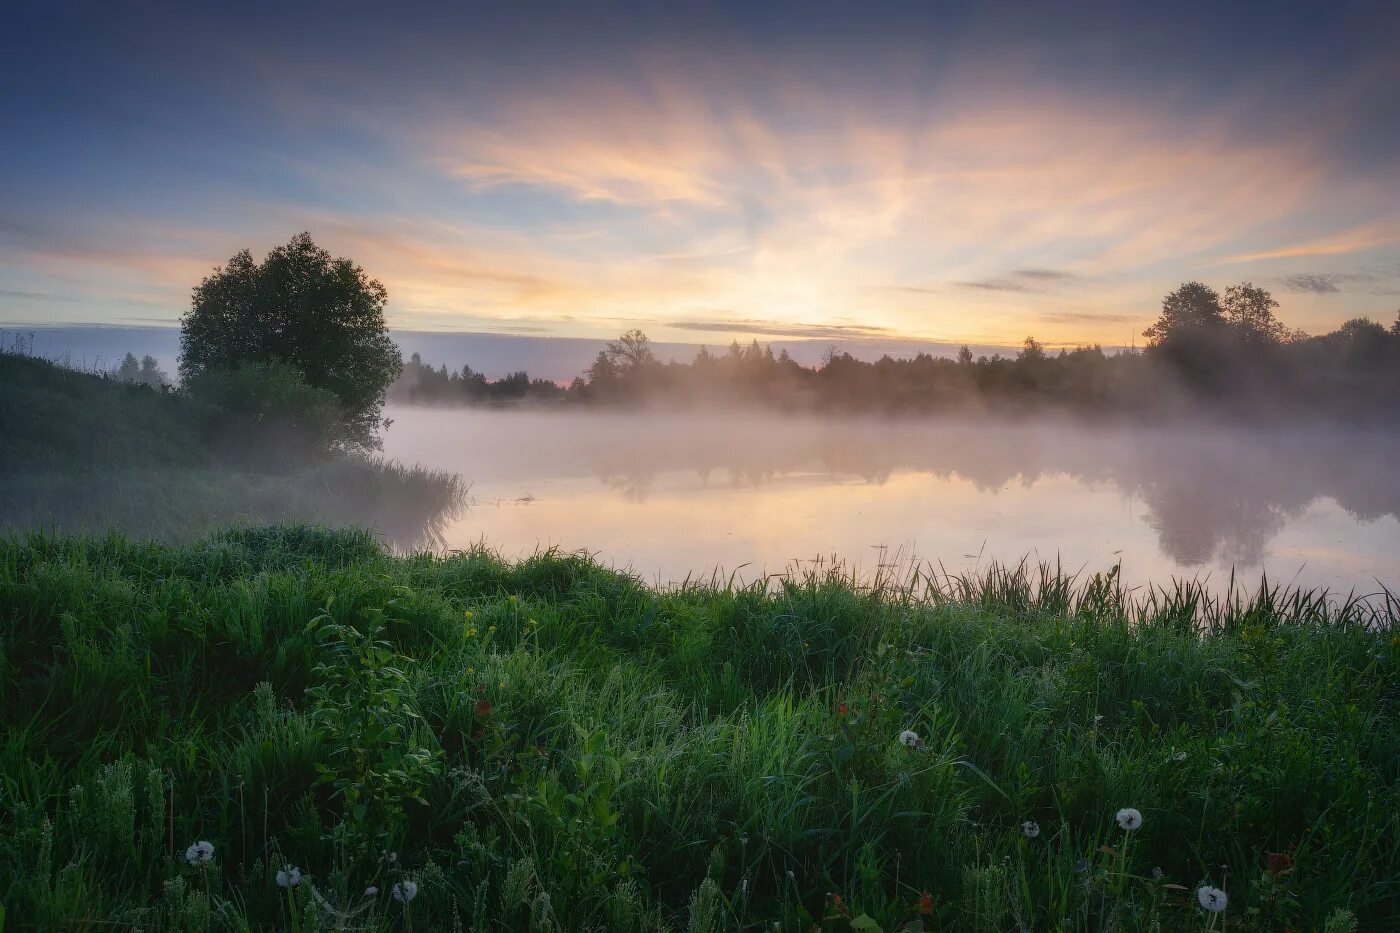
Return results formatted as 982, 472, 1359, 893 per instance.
392, 282, 1400, 422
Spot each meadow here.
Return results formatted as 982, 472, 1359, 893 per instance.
1, 526, 1395, 931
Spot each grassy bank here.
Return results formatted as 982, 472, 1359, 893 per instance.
1, 527, 1395, 930
0, 352, 465, 548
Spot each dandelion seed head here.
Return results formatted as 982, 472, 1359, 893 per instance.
1115, 807, 1143, 831
1197, 886, 1227, 912
899, 729, 924, 749
1151, 866, 1163, 880
184, 840, 215, 865
1171, 751, 1187, 762
365, 885, 379, 897
1021, 820, 1040, 839
276, 866, 302, 888
392, 880, 418, 903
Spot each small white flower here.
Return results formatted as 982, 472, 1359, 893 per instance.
1115, 807, 1143, 831
184, 840, 215, 865
365, 885, 379, 897
1197, 886, 1227, 912
276, 866, 302, 888
1021, 820, 1040, 839
391, 880, 418, 903
1171, 751, 1187, 762
898, 729, 924, 749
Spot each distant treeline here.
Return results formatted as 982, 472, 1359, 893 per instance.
391, 282, 1400, 421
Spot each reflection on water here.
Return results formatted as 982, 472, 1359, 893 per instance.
381, 408, 1400, 594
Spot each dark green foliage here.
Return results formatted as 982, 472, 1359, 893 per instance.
183, 359, 356, 460
0, 352, 465, 550
1, 528, 1394, 930
0, 351, 212, 469
180, 232, 402, 450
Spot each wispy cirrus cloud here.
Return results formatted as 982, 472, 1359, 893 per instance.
670, 318, 899, 340
5, 5, 1400, 345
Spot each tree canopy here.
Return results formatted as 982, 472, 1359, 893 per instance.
179, 233, 401, 449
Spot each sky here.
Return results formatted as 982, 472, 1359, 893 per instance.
3, 0, 1399, 353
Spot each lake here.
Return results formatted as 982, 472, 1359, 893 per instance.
380, 408, 1400, 597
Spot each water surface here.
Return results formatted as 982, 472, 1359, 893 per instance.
381, 408, 1400, 596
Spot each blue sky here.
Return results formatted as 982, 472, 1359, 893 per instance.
3, 0, 1398, 348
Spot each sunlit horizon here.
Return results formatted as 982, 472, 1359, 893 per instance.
3, 3, 1399, 349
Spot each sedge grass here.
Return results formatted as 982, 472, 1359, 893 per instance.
0, 527, 1395, 930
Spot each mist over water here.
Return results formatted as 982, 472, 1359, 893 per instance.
380, 407, 1400, 595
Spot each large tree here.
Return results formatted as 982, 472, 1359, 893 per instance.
1142, 281, 1225, 348
1222, 282, 1287, 346
179, 233, 401, 449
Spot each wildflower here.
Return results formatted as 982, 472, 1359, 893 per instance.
1021, 820, 1040, 839
1171, 750, 1187, 762
365, 885, 379, 897
1151, 866, 1163, 880
1266, 851, 1293, 875
508, 594, 518, 602
475, 699, 493, 718
837, 702, 848, 716
465, 627, 478, 638
184, 840, 215, 865
899, 729, 925, 750
1115, 807, 1143, 831
918, 890, 933, 915
1197, 886, 1227, 912
488, 625, 497, 634
392, 880, 418, 903
464, 610, 474, 619
276, 866, 302, 888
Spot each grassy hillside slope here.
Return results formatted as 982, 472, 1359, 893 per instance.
0, 353, 463, 547
1, 527, 1395, 930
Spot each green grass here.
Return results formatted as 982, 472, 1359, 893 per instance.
0, 527, 1394, 931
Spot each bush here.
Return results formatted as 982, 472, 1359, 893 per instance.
184, 360, 352, 459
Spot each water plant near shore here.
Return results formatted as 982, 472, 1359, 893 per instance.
0, 525, 1395, 929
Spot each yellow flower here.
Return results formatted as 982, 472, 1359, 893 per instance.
465, 627, 478, 638
488, 625, 497, 634
464, 610, 474, 620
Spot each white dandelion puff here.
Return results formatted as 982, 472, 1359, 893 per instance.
276, 866, 302, 888
1197, 886, 1227, 912
898, 729, 924, 749
391, 880, 418, 903
1021, 820, 1040, 839
184, 840, 215, 865
1171, 751, 1187, 762
1115, 807, 1143, 831
1151, 866, 1164, 880
365, 885, 379, 897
